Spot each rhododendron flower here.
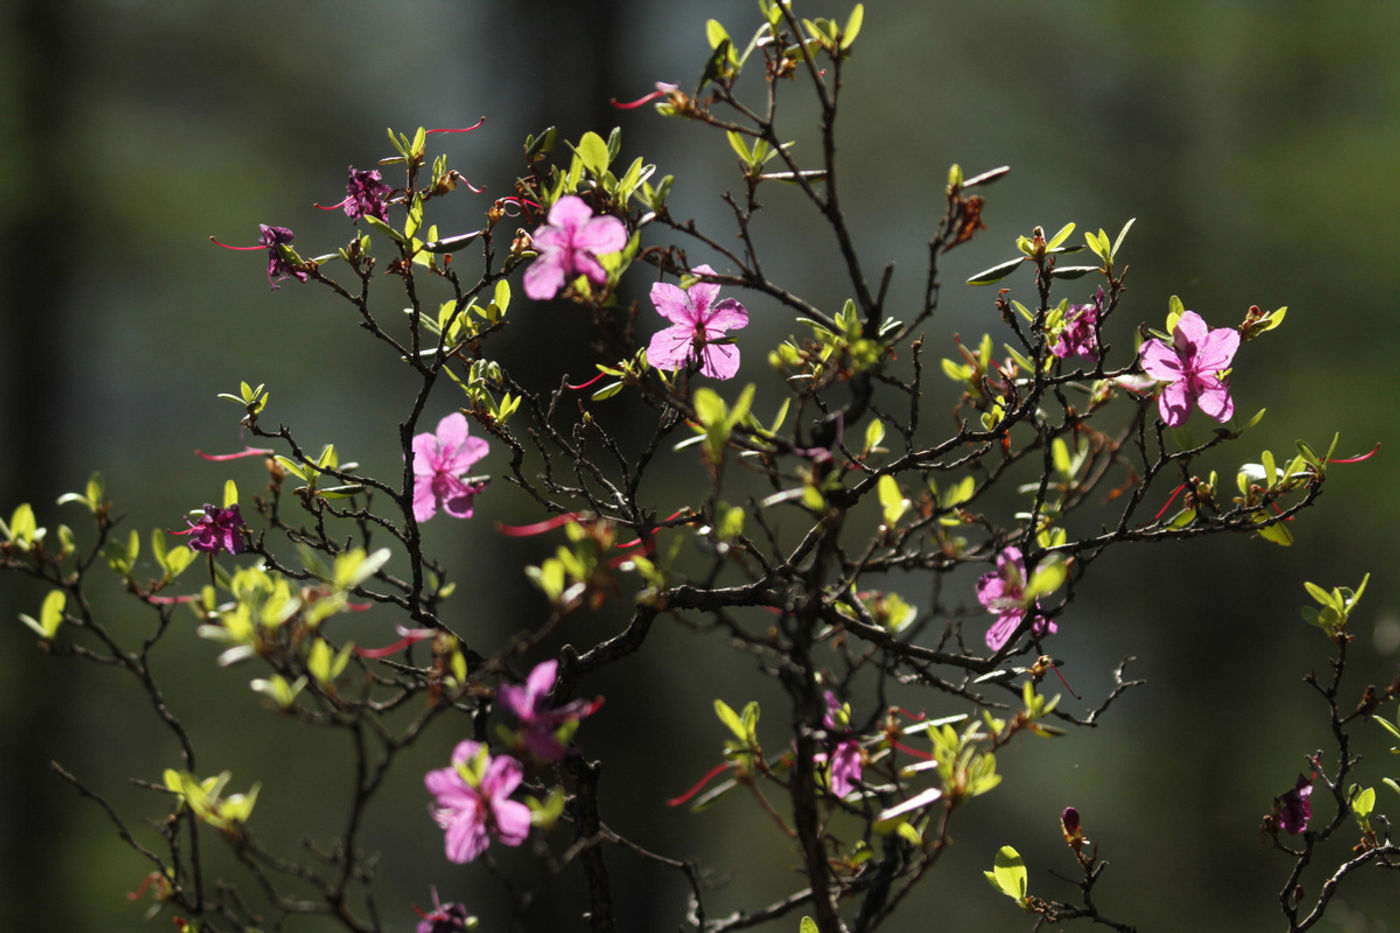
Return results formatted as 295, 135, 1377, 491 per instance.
424, 740, 531, 863
647, 264, 749, 379
1050, 287, 1103, 361
1138, 310, 1240, 427
415, 887, 476, 933
1277, 773, 1313, 834
976, 546, 1057, 651
497, 659, 602, 761
344, 166, 393, 222
210, 224, 306, 289
412, 413, 488, 523
171, 504, 247, 555
820, 691, 862, 797
522, 195, 628, 300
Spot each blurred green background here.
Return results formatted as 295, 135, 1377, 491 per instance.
2, 1, 1398, 930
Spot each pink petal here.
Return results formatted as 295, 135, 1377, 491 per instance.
441, 480, 479, 520
525, 660, 558, 703
985, 612, 1021, 651
573, 214, 628, 254
685, 279, 722, 315
480, 754, 523, 799
546, 195, 593, 234
1193, 379, 1234, 422
1139, 339, 1183, 381
434, 413, 469, 457
443, 809, 490, 863
650, 282, 695, 326
699, 342, 741, 380
413, 476, 439, 522
1173, 310, 1210, 349
530, 226, 569, 251
412, 432, 442, 476
702, 297, 748, 334
1195, 326, 1240, 372
572, 250, 610, 286
647, 324, 696, 372
1157, 379, 1192, 427
492, 798, 533, 847
453, 436, 489, 472
424, 765, 466, 801
524, 253, 566, 301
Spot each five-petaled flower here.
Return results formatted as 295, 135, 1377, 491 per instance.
1138, 310, 1240, 427
344, 166, 393, 223
411, 413, 489, 523
424, 740, 531, 864
646, 264, 749, 380
522, 195, 628, 301
820, 690, 863, 798
1276, 773, 1314, 834
171, 504, 247, 555
976, 546, 1057, 651
497, 659, 602, 762
415, 887, 476, 933
1050, 287, 1104, 361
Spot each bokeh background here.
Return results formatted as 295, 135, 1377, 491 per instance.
3, 1, 1398, 930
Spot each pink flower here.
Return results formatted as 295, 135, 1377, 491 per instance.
976, 546, 1057, 651
344, 166, 393, 222
522, 196, 628, 301
498, 659, 602, 762
646, 264, 749, 379
1138, 310, 1240, 427
411, 413, 488, 523
821, 691, 862, 798
1049, 287, 1103, 361
170, 504, 247, 555
424, 741, 531, 864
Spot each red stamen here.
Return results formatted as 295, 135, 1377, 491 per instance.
314, 198, 350, 211
196, 447, 273, 461
1153, 483, 1186, 521
209, 236, 263, 251
1328, 442, 1381, 464
1046, 660, 1082, 701
666, 760, 732, 806
126, 872, 157, 901
612, 89, 670, 110
146, 594, 200, 605
495, 514, 581, 536
893, 706, 926, 722
890, 739, 933, 761
426, 117, 486, 134
565, 372, 608, 391
356, 628, 434, 658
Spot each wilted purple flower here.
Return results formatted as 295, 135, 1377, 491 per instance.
1277, 773, 1314, 834
497, 659, 602, 762
647, 264, 750, 380
1050, 288, 1103, 361
415, 887, 475, 933
344, 166, 393, 222
821, 691, 862, 798
171, 504, 247, 555
1138, 310, 1240, 427
522, 195, 628, 301
976, 546, 1057, 651
411, 413, 488, 523
424, 740, 531, 864
210, 225, 307, 290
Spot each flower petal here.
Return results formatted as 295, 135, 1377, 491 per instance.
1194, 326, 1240, 373
1139, 338, 1183, 381
1158, 379, 1192, 427
492, 798, 533, 847
650, 282, 695, 326
413, 476, 439, 522
524, 253, 566, 301
574, 214, 628, 254
647, 324, 695, 372
1193, 378, 1234, 422
699, 341, 741, 380
702, 297, 749, 334
545, 195, 593, 234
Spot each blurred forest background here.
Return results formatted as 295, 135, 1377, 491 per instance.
2, 1, 1398, 930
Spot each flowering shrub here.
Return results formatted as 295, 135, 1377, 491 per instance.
4, 4, 1397, 932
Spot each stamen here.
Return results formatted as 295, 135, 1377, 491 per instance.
356, 627, 435, 658
890, 739, 933, 761
496, 514, 581, 536
1152, 483, 1186, 521
209, 236, 263, 251
666, 760, 732, 807
146, 594, 200, 605
1046, 660, 1082, 701
565, 372, 608, 391
426, 117, 486, 134
1328, 442, 1381, 464
195, 447, 273, 461
610, 82, 679, 110
314, 198, 350, 211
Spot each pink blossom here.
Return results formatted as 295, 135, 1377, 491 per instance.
411, 413, 488, 523
522, 195, 628, 301
1138, 310, 1240, 427
1276, 773, 1314, 834
821, 691, 862, 797
424, 741, 531, 864
976, 546, 1057, 651
646, 264, 749, 379
1049, 287, 1103, 361
498, 659, 602, 762
170, 504, 247, 555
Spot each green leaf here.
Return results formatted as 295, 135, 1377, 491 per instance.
841, 4, 864, 48
864, 418, 886, 455
983, 845, 1028, 902
576, 131, 610, 176
1046, 222, 1075, 249
1111, 217, 1136, 257
1050, 265, 1098, 279
878, 475, 909, 527
714, 699, 747, 742
726, 130, 752, 163
1352, 785, 1376, 820
1166, 295, 1185, 334
967, 257, 1024, 286
19, 589, 66, 639
223, 479, 239, 508
800, 918, 819, 933
706, 18, 731, 51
